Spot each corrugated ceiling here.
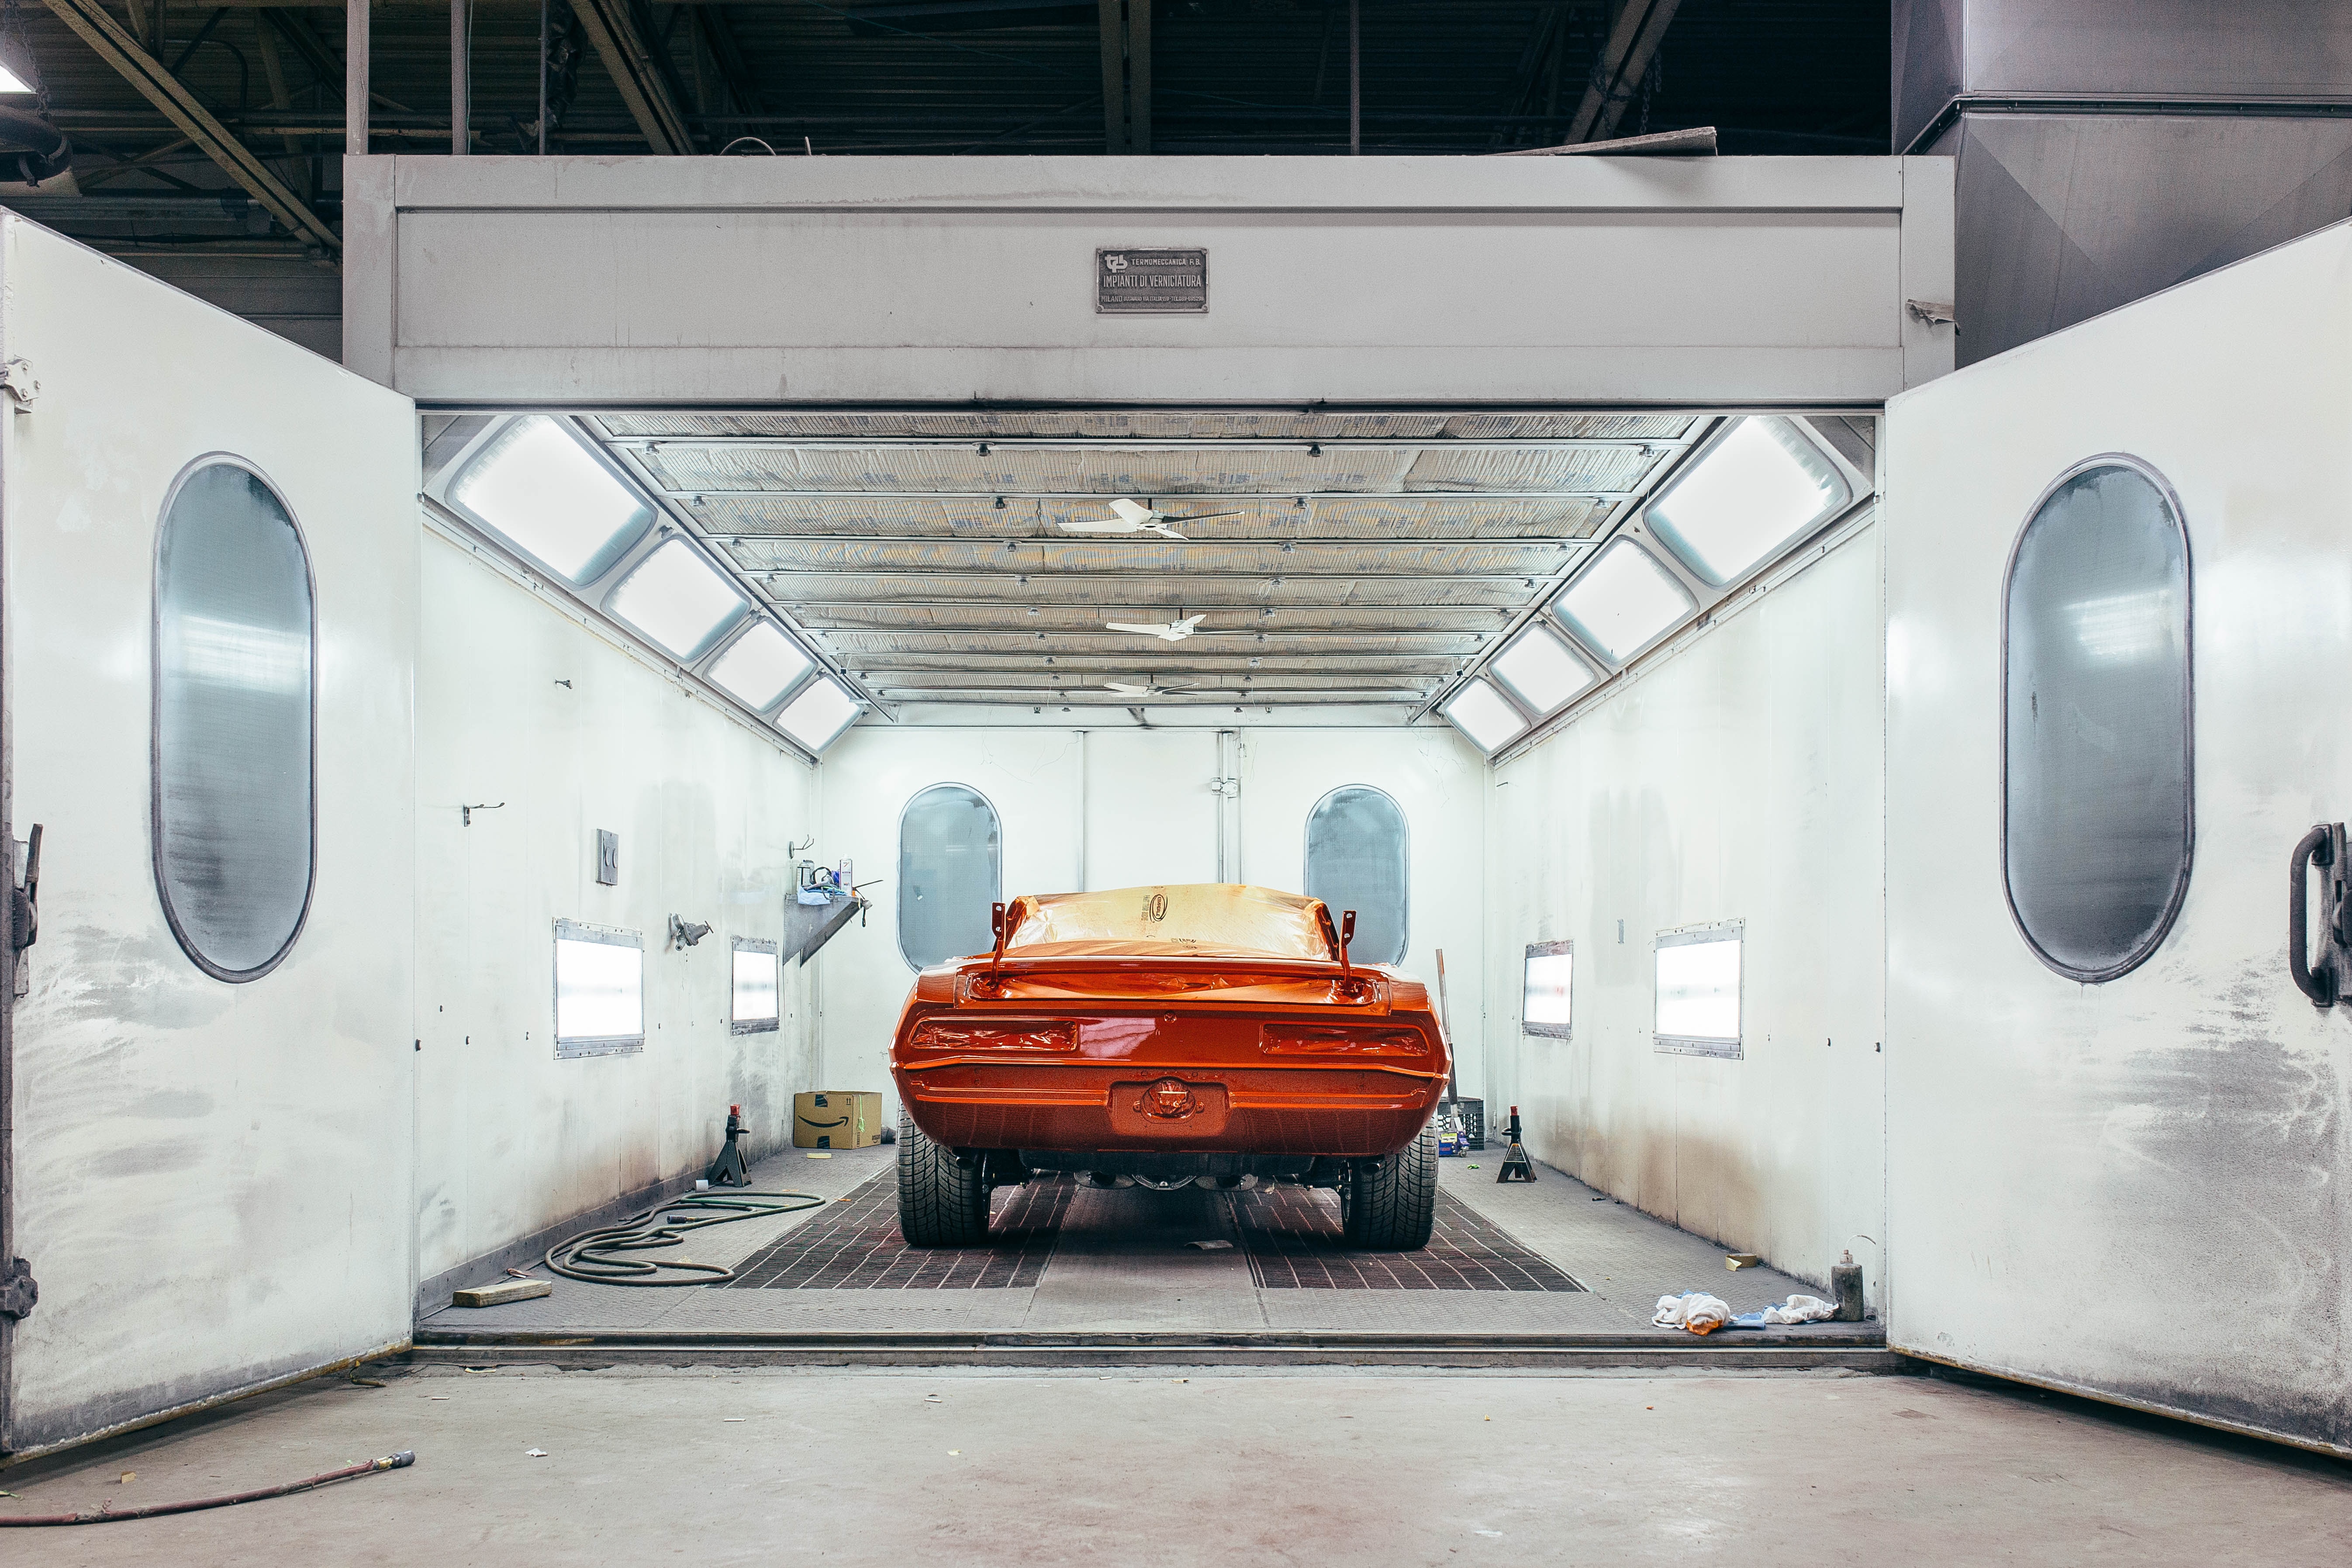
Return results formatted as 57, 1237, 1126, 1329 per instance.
572, 407, 1712, 711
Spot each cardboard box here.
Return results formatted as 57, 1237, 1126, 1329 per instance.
794, 1090, 884, 1149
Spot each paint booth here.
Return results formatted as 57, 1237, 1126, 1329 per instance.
0, 136, 2345, 1468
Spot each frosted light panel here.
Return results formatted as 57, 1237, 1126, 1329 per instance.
555, 936, 643, 1043
1524, 952, 1573, 1029
1488, 624, 1593, 715
1655, 938, 1741, 1041
1552, 540, 1695, 663
1440, 679, 1526, 753
708, 621, 812, 710
732, 946, 780, 1028
608, 539, 748, 660
1644, 417, 1852, 586
778, 677, 862, 751
449, 417, 656, 584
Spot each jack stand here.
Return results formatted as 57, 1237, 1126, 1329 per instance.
706, 1103, 752, 1187
1495, 1105, 1538, 1183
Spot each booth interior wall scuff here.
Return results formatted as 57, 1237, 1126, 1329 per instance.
816, 726, 1487, 1112
411, 532, 818, 1307
1489, 528, 1886, 1297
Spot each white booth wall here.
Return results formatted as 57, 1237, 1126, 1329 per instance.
1487, 526, 1886, 1297
813, 726, 1487, 1113
411, 530, 820, 1305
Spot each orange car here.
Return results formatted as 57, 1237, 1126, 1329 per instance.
888, 883, 1451, 1250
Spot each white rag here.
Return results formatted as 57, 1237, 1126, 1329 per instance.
1651, 1292, 1731, 1334
1761, 1293, 1838, 1325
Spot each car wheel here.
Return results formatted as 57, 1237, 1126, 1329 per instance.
1341, 1121, 1439, 1250
896, 1111, 991, 1247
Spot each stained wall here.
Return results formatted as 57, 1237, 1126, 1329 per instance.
409, 530, 820, 1305
1485, 531, 1888, 1297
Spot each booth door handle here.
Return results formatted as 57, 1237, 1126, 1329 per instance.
2290, 822, 2344, 1008
8, 823, 38, 954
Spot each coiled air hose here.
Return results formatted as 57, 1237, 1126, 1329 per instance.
544, 1189, 825, 1285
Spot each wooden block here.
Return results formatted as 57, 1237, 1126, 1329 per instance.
452, 1278, 553, 1308
1724, 1254, 1762, 1270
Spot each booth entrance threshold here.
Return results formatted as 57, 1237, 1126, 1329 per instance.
415, 1147, 1894, 1372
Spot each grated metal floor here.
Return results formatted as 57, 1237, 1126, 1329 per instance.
727, 1175, 1074, 1290
1230, 1186, 1582, 1292
420, 1141, 1868, 1351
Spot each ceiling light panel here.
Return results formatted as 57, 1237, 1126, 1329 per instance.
706, 621, 814, 711
448, 416, 657, 585
1486, 623, 1596, 715
777, 677, 863, 752
1643, 417, 1855, 587
1441, 678, 1529, 753
1551, 539, 1698, 664
607, 539, 750, 661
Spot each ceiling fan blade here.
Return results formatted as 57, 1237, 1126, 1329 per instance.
1058, 520, 1136, 533
1166, 509, 1245, 523
1108, 497, 1155, 526
1105, 622, 1166, 636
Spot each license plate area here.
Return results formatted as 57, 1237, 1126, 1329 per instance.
1106, 1078, 1231, 1138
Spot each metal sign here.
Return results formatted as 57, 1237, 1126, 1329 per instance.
1096, 247, 1208, 314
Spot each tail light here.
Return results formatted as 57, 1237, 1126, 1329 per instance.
909, 1019, 1078, 1053
1259, 1024, 1427, 1057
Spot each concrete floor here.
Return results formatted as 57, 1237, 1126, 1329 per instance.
6, 1364, 2347, 1564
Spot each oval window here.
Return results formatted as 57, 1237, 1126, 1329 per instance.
898, 784, 1002, 970
153, 459, 317, 981
1304, 786, 1409, 966
2003, 457, 2192, 982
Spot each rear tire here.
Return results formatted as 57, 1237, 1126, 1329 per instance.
896, 1111, 991, 1246
1341, 1121, 1439, 1250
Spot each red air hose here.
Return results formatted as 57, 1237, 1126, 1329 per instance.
0, 1451, 414, 1526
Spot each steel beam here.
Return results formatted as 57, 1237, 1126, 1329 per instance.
345, 0, 366, 152
1095, 0, 1125, 153
451, 0, 470, 154
1566, 0, 1681, 143
42, 0, 342, 256
1128, 0, 1149, 153
573, 0, 694, 153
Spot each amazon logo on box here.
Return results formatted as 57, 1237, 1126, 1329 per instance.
794, 1090, 884, 1149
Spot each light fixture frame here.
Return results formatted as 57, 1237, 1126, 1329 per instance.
422, 414, 861, 757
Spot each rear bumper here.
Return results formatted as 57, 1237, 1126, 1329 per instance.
893, 1061, 1444, 1157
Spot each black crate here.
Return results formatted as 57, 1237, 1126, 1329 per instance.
1442, 1097, 1485, 1152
